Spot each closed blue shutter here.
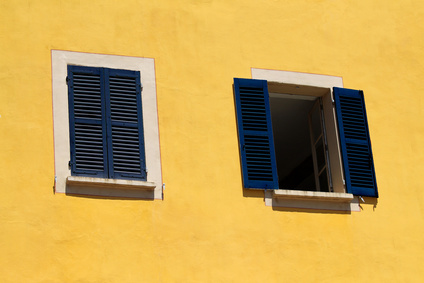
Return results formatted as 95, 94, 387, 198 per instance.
105, 69, 147, 180
68, 66, 146, 181
234, 78, 278, 190
334, 87, 378, 197
68, 66, 108, 178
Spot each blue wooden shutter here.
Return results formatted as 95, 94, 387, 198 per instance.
234, 78, 278, 189
105, 68, 147, 180
68, 65, 108, 178
334, 87, 378, 197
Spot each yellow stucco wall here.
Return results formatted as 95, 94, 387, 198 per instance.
1, 0, 423, 282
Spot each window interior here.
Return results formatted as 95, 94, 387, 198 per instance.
269, 92, 332, 192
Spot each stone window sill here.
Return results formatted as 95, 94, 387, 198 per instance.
273, 189, 353, 202
265, 190, 359, 211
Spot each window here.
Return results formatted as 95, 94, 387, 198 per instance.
52, 51, 162, 199
234, 70, 378, 203
68, 66, 146, 180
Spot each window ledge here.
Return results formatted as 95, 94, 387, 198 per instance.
273, 189, 354, 202
66, 176, 156, 191
265, 190, 359, 211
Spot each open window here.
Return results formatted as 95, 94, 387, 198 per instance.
233, 75, 378, 200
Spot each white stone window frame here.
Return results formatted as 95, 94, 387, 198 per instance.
251, 68, 360, 211
52, 50, 162, 199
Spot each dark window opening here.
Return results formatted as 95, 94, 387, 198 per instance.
269, 93, 331, 192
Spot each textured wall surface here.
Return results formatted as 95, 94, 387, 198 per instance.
0, 0, 423, 282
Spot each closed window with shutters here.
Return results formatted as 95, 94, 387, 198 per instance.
67, 65, 147, 181
52, 51, 162, 199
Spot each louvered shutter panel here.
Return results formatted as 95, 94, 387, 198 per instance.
68, 66, 108, 177
105, 69, 147, 180
234, 78, 278, 189
334, 87, 378, 197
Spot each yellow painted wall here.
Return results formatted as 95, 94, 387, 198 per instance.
1, 0, 424, 282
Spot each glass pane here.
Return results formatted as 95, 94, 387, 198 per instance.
310, 105, 321, 140
315, 138, 326, 170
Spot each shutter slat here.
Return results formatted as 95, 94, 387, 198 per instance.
73, 123, 106, 174
111, 126, 142, 174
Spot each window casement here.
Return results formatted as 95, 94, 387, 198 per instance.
52, 50, 162, 199
233, 77, 378, 200
68, 65, 147, 180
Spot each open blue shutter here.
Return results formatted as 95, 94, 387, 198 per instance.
234, 78, 278, 190
105, 68, 147, 180
68, 66, 108, 178
334, 87, 378, 197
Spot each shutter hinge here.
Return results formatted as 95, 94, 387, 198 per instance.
66, 76, 69, 85
68, 161, 73, 167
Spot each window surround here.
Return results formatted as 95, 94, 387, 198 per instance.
251, 68, 360, 211
52, 50, 162, 199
